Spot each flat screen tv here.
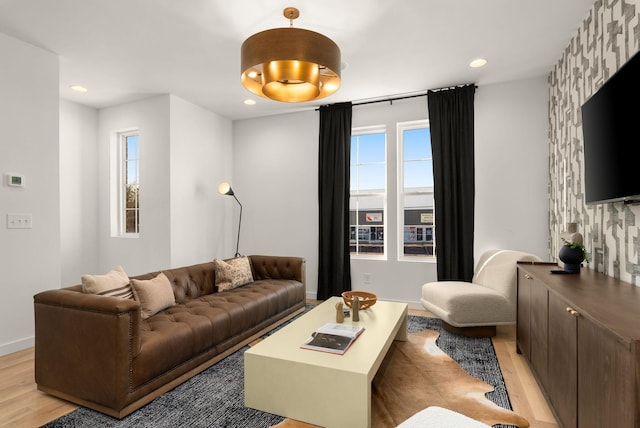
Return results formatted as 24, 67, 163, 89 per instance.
581, 49, 640, 204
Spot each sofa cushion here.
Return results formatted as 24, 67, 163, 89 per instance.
161, 263, 215, 304
131, 273, 176, 319
132, 277, 305, 388
81, 266, 134, 299
213, 257, 253, 291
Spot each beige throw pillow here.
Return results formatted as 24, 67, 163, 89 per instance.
81, 266, 134, 300
130, 273, 176, 319
213, 257, 254, 291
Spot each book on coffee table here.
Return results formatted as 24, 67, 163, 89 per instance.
301, 322, 365, 355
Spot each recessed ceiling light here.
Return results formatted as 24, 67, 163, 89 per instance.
70, 85, 88, 93
469, 58, 487, 68
243, 99, 256, 105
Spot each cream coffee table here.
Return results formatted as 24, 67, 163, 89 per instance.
244, 296, 408, 428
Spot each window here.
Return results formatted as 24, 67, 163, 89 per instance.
350, 126, 386, 257
116, 131, 140, 236
398, 120, 435, 259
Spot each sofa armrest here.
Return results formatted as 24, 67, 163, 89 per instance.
34, 289, 142, 409
248, 255, 306, 286
35, 288, 140, 314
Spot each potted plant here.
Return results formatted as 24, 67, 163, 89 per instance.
559, 238, 590, 273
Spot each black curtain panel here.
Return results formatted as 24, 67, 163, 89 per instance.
428, 85, 476, 281
317, 102, 353, 300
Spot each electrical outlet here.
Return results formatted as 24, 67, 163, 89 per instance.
363, 273, 371, 284
7, 213, 32, 229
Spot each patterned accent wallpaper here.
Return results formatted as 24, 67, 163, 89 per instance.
549, 0, 640, 284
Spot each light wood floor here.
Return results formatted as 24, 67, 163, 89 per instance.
0, 303, 558, 428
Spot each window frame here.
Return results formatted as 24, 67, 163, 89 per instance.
397, 120, 436, 262
349, 125, 387, 260
110, 129, 140, 238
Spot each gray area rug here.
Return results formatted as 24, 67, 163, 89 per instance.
43, 310, 514, 428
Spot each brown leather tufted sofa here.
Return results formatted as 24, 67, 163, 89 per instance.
33, 255, 305, 419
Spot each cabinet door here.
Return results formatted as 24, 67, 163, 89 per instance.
548, 293, 577, 428
577, 317, 635, 427
516, 269, 531, 357
529, 280, 548, 386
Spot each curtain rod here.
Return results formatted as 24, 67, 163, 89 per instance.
353, 92, 428, 106
317, 84, 477, 110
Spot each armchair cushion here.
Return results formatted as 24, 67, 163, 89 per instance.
421, 281, 511, 326
421, 249, 542, 328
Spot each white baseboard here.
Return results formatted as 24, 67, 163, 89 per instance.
0, 336, 34, 357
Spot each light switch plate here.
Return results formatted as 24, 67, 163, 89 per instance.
7, 213, 32, 229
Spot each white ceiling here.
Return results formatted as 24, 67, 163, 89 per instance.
0, 0, 595, 121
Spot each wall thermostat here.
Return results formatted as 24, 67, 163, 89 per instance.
6, 174, 25, 188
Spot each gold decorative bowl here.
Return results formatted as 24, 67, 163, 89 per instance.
341, 291, 377, 310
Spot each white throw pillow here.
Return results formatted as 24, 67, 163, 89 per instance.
130, 273, 176, 319
81, 266, 134, 300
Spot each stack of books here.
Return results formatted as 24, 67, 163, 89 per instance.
301, 322, 365, 355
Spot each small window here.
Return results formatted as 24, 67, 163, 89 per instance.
112, 130, 140, 237
123, 133, 140, 234
350, 127, 386, 257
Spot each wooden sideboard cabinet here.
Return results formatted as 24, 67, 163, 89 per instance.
516, 262, 640, 428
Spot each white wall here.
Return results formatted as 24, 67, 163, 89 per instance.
233, 79, 549, 308
233, 111, 320, 290
0, 33, 60, 355
97, 95, 172, 276
475, 77, 549, 261
60, 100, 99, 285
61, 95, 234, 282
169, 95, 234, 266
94, 94, 234, 276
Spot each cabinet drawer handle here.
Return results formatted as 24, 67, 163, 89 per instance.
565, 307, 580, 316
525, 274, 533, 280
565, 307, 580, 317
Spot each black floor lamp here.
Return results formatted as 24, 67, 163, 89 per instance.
218, 182, 243, 257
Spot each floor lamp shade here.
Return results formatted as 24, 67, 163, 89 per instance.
218, 182, 242, 257
218, 182, 233, 196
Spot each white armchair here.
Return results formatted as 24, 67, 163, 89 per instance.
421, 249, 542, 337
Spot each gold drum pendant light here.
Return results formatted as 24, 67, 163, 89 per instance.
241, 7, 341, 102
